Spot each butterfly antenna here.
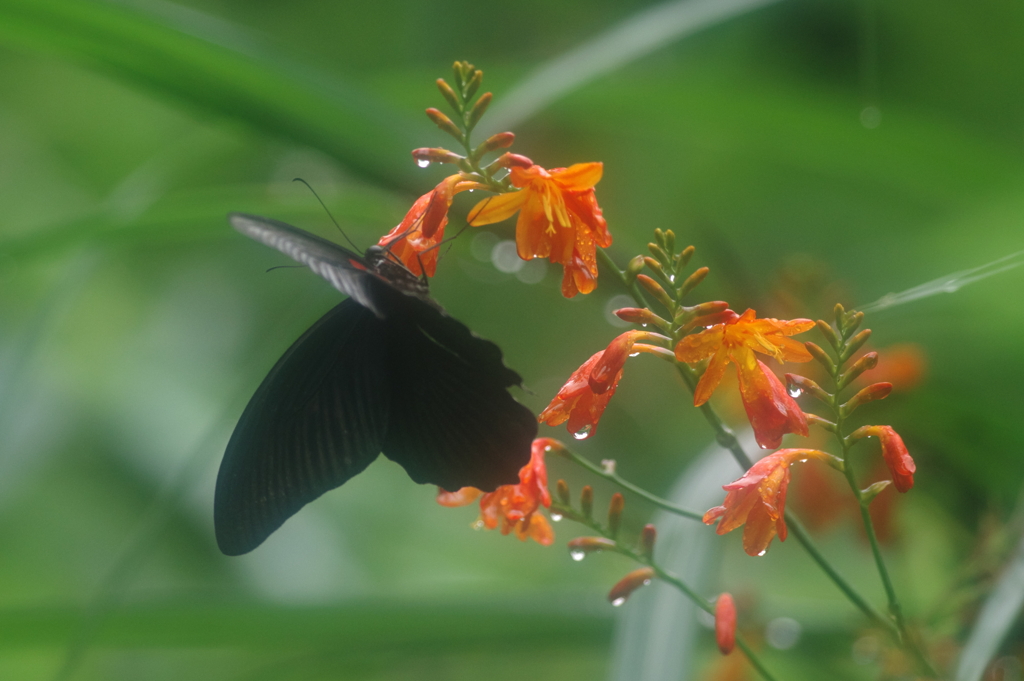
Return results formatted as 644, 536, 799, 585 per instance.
292, 178, 362, 252
265, 264, 307, 273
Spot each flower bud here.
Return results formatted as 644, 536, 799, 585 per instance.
435, 78, 460, 113
842, 328, 872, 362
607, 567, 655, 606
664, 229, 676, 255
841, 310, 865, 336
647, 242, 667, 261
580, 485, 594, 520
677, 266, 709, 298
411, 147, 463, 165
715, 593, 737, 654
851, 425, 915, 492
556, 479, 571, 505
805, 341, 836, 374
636, 274, 674, 311
815, 319, 840, 351
467, 92, 492, 129
839, 351, 879, 389
861, 479, 892, 502
625, 255, 646, 283
608, 492, 625, 538
491, 152, 533, 169
478, 132, 515, 155
425, 108, 463, 141
568, 536, 617, 559
841, 382, 893, 417
643, 256, 668, 281
675, 245, 695, 272
639, 524, 656, 559
614, 307, 670, 331
464, 69, 483, 100
785, 373, 832, 404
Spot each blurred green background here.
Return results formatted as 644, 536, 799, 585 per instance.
0, 0, 1021, 679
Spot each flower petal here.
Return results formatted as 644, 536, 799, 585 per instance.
551, 162, 603, 191
468, 190, 527, 226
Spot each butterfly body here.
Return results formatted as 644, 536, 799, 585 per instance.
216, 213, 536, 556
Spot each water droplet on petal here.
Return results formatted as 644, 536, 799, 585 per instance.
416, 159, 431, 168
788, 386, 803, 398
642, 579, 652, 586
641, 323, 648, 328
573, 425, 592, 440
550, 513, 563, 522
471, 520, 484, 530
611, 597, 626, 607
468, 188, 475, 192
629, 351, 640, 357
669, 275, 675, 283
757, 549, 767, 557
570, 550, 586, 562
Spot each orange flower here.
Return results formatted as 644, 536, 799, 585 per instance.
539, 330, 661, 438
704, 449, 829, 556
436, 438, 558, 545
852, 425, 916, 492
378, 174, 483, 276
675, 309, 814, 449
468, 162, 611, 297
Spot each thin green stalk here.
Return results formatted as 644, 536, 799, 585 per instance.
558, 446, 703, 521
551, 501, 781, 681
825, 321, 936, 677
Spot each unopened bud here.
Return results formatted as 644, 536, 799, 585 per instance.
411, 147, 463, 165
625, 255, 645, 283
608, 492, 625, 538
425, 108, 463, 141
464, 69, 483, 100
568, 536, 617, 560
647, 242, 666, 260
861, 479, 892, 503
675, 245, 695, 272
785, 373, 832, 404
607, 567, 655, 606
636, 274, 673, 311
815, 319, 840, 351
654, 228, 667, 248
556, 479, 571, 505
715, 593, 737, 654
833, 303, 846, 328
478, 132, 515, 154
664, 229, 676, 254
580, 485, 594, 520
614, 307, 669, 331
640, 524, 656, 558
643, 256, 668, 281
842, 310, 865, 336
491, 152, 533, 169
841, 382, 893, 417
839, 351, 879, 389
842, 328, 872, 362
677, 266, 709, 298
467, 92, 492, 129
805, 342, 836, 374
435, 79, 460, 113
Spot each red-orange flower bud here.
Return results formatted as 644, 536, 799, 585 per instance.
425, 107, 462, 140
608, 567, 655, 606
640, 524, 657, 558
491, 152, 534, 169
608, 492, 625, 538
715, 593, 737, 654
479, 131, 515, 153
567, 536, 617, 560
842, 382, 893, 416
614, 307, 664, 328
411, 147, 463, 165
852, 425, 915, 492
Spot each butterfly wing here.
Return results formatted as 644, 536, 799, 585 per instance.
215, 300, 391, 555
380, 296, 537, 492
230, 212, 396, 319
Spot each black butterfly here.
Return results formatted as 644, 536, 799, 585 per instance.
215, 213, 537, 555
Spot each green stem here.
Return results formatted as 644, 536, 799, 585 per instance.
559, 446, 703, 521
828, 325, 937, 677
551, 501, 781, 681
